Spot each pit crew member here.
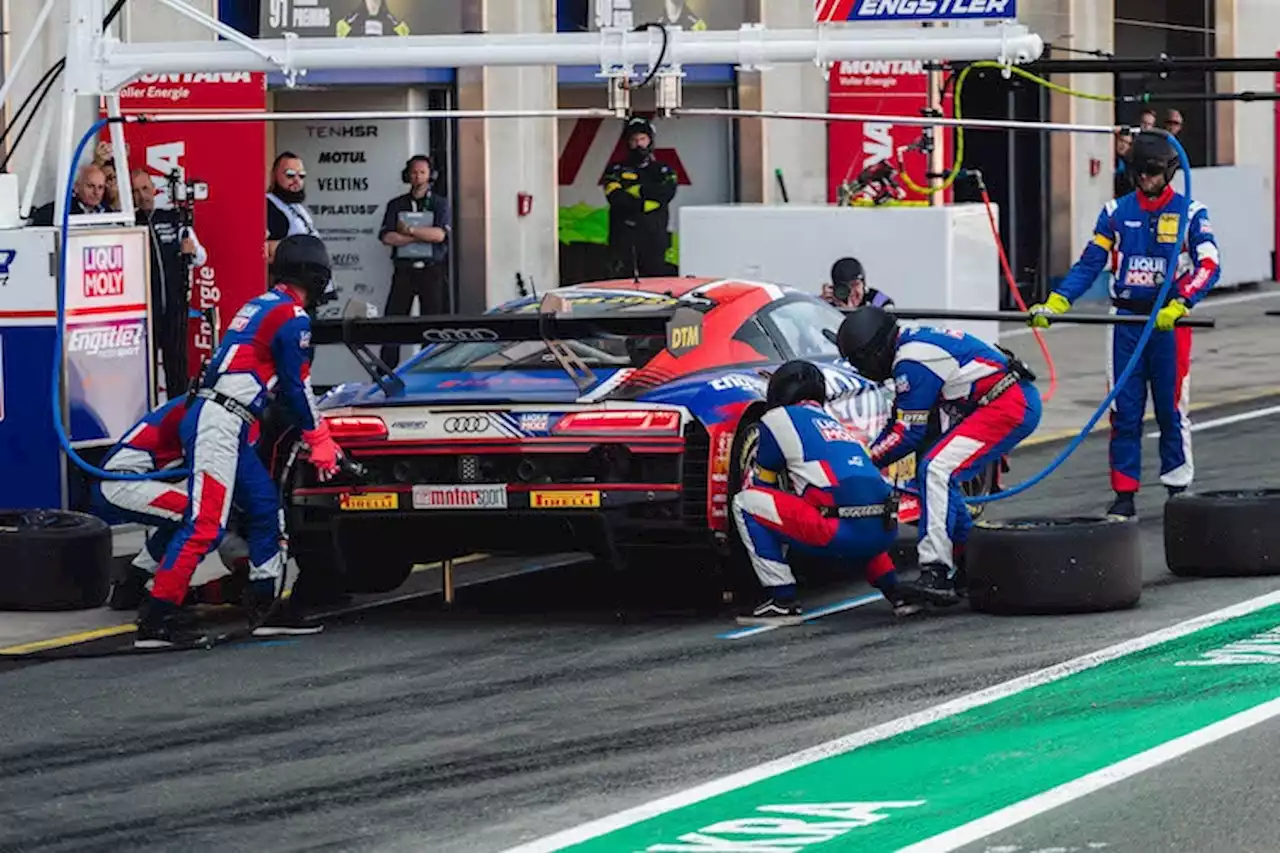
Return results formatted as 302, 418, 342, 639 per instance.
136, 234, 342, 648
731, 360, 918, 625
337, 0, 409, 37
603, 116, 678, 278
823, 257, 894, 309
1027, 130, 1220, 518
837, 306, 1042, 607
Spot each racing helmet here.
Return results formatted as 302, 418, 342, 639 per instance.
765, 360, 828, 409
1129, 130, 1180, 195
836, 305, 899, 382
830, 257, 865, 303
272, 234, 337, 309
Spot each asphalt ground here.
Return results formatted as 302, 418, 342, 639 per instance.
3, 395, 1280, 852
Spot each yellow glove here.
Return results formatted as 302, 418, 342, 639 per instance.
1027, 292, 1071, 328
1156, 298, 1189, 332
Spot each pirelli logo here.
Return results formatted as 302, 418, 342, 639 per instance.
530, 490, 601, 509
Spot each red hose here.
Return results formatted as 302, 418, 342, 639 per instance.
978, 186, 1058, 403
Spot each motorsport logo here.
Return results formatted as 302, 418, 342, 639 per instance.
412, 484, 508, 510
82, 244, 126, 298
67, 322, 144, 359
844, 0, 1016, 20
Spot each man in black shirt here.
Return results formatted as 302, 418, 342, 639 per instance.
603, 117, 678, 278
131, 169, 207, 396
337, 0, 410, 36
377, 155, 451, 367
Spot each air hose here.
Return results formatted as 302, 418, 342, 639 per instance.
891, 129, 1192, 506
53, 116, 193, 482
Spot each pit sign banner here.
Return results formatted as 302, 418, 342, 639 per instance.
63, 228, 153, 446
109, 72, 268, 387
819, 0, 1017, 21
825, 59, 954, 204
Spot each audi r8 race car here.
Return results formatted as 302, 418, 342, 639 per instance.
285, 277, 1002, 600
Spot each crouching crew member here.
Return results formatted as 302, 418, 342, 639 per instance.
732, 360, 918, 625
837, 307, 1042, 607
135, 235, 343, 648
92, 397, 254, 610
1028, 130, 1220, 518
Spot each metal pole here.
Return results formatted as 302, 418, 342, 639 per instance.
879, 307, 1215, 327
20, 97, 56, 219
442, 558, 455, 605
137, 108, 620, 124
677, 107, 1116, 135
957, 56, 1280, 75
0, 0, 57, 113
1124, 90, 1280, 103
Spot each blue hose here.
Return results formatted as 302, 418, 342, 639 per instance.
52, 117, 192, 481
930, 130, 1191, 505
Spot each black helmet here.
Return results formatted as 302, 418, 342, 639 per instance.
766, 360, 827, 409
836, 305, 899, 382
624, 116, 655, 143
272, 234, 336, 308
830, 257, 865, 303
1129, 130, 1180, 193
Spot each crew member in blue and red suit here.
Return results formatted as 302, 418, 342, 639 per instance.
1029, 130, 1220, 518
731, 360, 918, 625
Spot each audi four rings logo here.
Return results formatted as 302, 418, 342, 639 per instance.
423, 328, 500, 343
444, 416, 491, 433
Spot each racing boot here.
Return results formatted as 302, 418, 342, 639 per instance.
1166, 485, 1187, 500
1106, 491, 1137, 519
134, 595, 207, 650
952, 545, 969, 599
736, 587, 805, 627
900, 564, 962, 608
242, 579, 324, 638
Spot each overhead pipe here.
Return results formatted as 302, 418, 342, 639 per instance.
676, 107, 1117, 135
91, 23, 1043, 90
954, 55, 1280, 75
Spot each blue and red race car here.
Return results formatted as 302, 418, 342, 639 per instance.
286, 277, 1003, 598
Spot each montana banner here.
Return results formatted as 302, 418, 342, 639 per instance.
817, 0, 1016, 21
260, 0, 463, 37
825, 59, 955, 204
109, 72, 267, 385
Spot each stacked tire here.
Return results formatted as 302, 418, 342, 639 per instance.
0, 510, 113, 610
1164, 489, 1280, 577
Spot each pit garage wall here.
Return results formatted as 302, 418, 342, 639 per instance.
1227, 0, 1280, 280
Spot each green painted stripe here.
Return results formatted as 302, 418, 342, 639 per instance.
561, 604, 1280, 852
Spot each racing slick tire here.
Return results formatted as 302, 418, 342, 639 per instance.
722, 409, 768, 604
966, 515, 1142, 615
0, 510, 112, 611
289, 543, 353, 606
1165, 489, 1280, 577
343, 561, 414, 595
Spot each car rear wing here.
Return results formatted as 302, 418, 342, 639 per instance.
310, 292, 707, 396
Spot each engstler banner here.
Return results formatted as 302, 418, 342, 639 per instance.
112, 72, 268, 385
817, 0, 1016, 21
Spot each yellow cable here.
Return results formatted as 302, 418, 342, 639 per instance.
897, 60, 1116, 196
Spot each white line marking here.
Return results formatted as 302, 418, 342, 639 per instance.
498, 588, 1280, 853
999, 289, 1280, 339
1145, 404, 1280, 438
719, 592, 884, 640
899, 694, 1280, 853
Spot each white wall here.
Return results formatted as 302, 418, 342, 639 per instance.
1232, 0, 1278, 254
758, 0, 829, 204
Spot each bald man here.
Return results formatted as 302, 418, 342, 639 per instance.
29, 163, 110, 225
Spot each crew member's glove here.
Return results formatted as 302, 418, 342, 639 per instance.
1155, 298, 1189, 332
1027, 292, 1071, 328
303, 422, 342, 482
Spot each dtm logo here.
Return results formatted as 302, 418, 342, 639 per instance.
0, 249, 14, 287
67, 323, 143, 358
82, 245, 125, 298
849, 0, 1016, 21
1125, 256, 1167, 287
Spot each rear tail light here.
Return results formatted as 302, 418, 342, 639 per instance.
553, 410, 682, 435
324, 415, 389, 441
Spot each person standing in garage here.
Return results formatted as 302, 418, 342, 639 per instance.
603, 116, 678, 279
377, 154, 452, 367
823, 257, 894, 310
265, 152, 318, 264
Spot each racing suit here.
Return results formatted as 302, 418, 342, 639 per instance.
94, 398, 189, 571
150, 285, 332, 607
603, 154, 678, 278
869, 327, 1042, 575
732, 402, 900, 599
1053, 185, 1220, 493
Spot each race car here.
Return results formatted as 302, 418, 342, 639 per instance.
284, 277, 1004, 600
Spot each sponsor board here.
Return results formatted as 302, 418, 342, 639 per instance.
339, 492, 399, 511
412, 484, 508, 510
836, 0, 1017, 21
530, 490, 602, 509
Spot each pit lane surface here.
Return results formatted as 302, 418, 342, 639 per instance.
3, 397, 1280, 853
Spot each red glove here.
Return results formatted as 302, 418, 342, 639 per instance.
303, 422, 341, 481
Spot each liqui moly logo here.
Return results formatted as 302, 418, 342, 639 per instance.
82, 245, 126, 298
67, 323, 144, 358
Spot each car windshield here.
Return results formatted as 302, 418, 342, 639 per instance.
402, 291, 681, 373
